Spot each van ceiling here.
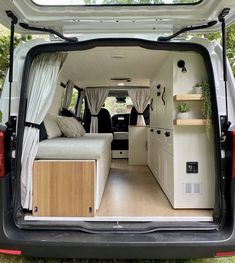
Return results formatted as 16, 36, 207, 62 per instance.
60, 47, 171, 88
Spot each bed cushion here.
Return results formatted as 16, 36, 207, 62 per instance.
56, 116, 85, 138
36, 133, 113, 160
44, 114, 62, 139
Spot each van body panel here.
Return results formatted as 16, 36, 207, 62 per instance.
0, 0, 235, 34
0, 0, 234, 255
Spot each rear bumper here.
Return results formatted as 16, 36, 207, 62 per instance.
1, 222, 235, 259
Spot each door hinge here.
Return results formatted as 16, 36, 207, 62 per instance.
157, 20, 217, 42
19, 23, 78, 43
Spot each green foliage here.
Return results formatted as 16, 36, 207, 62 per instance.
200, 81, 212, 139
194, 23, 235, 76
194, 81, 205, 88
177, 103, 190, 113
0, 34, 32, 87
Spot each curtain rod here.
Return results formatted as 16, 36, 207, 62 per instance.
60, 82, 82, 91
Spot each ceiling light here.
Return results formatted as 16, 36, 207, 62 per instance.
117, 83, 125, 86
111, 55, 124, 59
110, 77, 132, 82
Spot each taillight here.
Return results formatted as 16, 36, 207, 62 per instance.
0, 249, 22, 255
231, 130, 235, 178
216, 251, 235, 257
0, 130, 5, 177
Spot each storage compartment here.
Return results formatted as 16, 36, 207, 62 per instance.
33, 160, 96, 217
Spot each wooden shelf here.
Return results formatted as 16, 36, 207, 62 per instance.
174, 94, 202, 101
174, 119, 207, 126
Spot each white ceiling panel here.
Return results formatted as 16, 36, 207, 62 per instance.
60, 47, 171, 88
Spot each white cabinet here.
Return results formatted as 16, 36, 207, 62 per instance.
129, 126, 147, 165
148, 52, 215, 209
147, 128, 154, 171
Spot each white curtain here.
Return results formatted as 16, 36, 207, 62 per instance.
21, 53, 67, 209
128, 88, 150, 126
62, 80, 74, 109
85, 88, 109, 133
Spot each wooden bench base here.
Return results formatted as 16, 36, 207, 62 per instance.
32, 160, 95, 217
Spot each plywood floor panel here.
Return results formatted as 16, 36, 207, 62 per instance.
97, 160, 212, 217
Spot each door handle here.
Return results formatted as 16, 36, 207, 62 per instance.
165, 131, 170, 137
161, 86, 166, 106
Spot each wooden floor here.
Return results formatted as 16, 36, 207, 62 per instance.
97, 159, 212, 217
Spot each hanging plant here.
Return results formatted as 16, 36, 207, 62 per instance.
201, 81, 212, 139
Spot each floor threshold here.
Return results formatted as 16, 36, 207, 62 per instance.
24, 215, 213, 222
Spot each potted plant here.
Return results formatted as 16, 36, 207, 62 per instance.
177, 103, 190, 119
193, 81, 204, 94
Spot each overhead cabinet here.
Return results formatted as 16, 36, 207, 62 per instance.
148, 52, 215, 208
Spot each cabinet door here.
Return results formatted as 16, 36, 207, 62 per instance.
164, 151, 174, 205
33, 160, 95, 217
153, 129, 164, 187
162, 129, 173, 155
147, 128, 154, 172
129, 126, 147, 165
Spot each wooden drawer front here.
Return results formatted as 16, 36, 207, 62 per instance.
33, 160, 95, 217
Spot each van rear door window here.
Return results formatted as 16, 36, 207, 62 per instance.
32, 0, 202, 6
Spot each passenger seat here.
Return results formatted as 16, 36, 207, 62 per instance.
83, 108, 112, 133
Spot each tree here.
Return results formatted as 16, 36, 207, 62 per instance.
193, 23, 235, 75
0, 34, 32, 87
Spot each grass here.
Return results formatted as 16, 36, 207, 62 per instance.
0, 257, 235, 263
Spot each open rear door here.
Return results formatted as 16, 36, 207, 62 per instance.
0, 0, 234, 35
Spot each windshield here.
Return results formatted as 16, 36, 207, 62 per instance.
104, 96, 133, 116
32, 0, 202, 6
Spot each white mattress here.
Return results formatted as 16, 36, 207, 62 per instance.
37, 133, 113, 160
36, 133, 113, 210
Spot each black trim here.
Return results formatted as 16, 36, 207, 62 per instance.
60, 81, 82, 91
218, 8, 231, 136
19, 23, 78, 43
6, 11, 18, 125
14, 38, 221, 232
25, 122, 40, 129
158, 21, 217, 42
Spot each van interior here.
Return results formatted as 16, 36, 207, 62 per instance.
22, 45, 216, 223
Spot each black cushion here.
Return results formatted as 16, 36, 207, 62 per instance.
60, 108, 76, 118
39, 122, 48, 142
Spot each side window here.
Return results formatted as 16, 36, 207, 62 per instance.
78, 97, 85, 120
69, 88, 79, 113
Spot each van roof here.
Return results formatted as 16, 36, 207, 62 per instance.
0, 0, 234, 35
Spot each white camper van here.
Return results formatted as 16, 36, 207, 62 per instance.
0, 0, 234, 259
